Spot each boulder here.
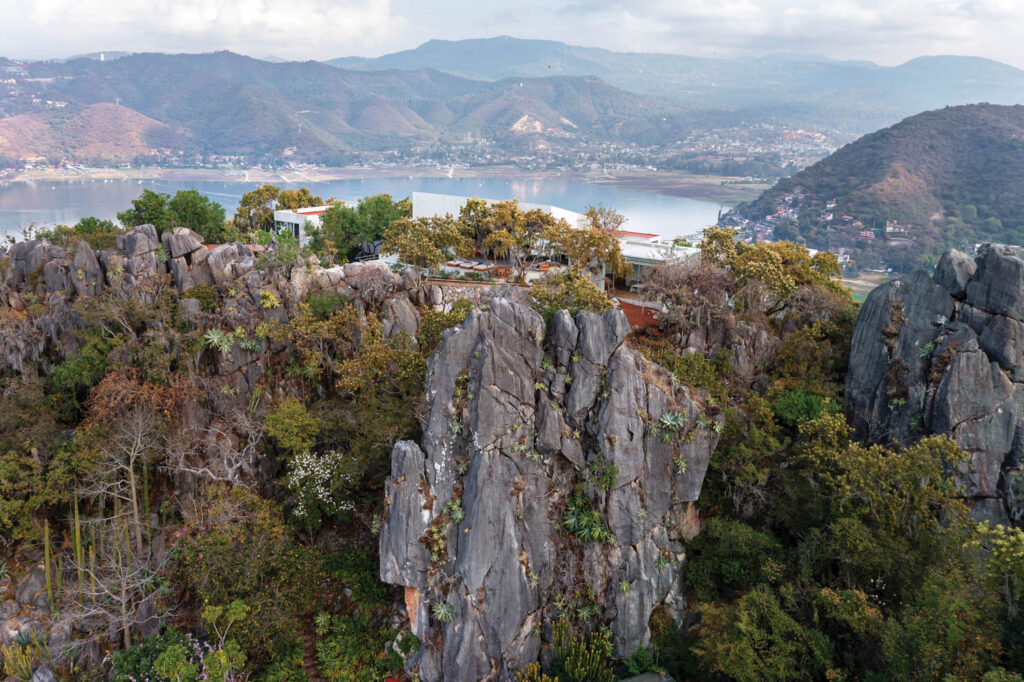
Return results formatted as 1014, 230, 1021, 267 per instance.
70, 240, 103, 297
14, 565, 47, 610
161, 227, 205, 259
119, 224, 159, 257
934, 249, 976, 297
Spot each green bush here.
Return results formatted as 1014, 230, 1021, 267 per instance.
184, 284, 219, 313
109, 628, 189, 682
264, 397, 323, 455
171, 486, 322, 662
324, 548, 388, 606
685, 518, 782, 601
770, 390, 839, 431
305, 291, 349, 322
315, 612, 402, 682
419, 299, 473, 354
50, 335, 113, 418
692, 586, 832, 682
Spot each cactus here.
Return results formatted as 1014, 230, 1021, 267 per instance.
43, 520, 53, 613
73, 498, 84, 592
551, 617, 614, 682
88, 544, 96, 595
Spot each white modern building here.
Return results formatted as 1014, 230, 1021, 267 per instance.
273, 205, 334, 246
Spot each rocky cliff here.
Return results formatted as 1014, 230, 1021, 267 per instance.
379, 300, 722, 681
846, 245, 1024, 523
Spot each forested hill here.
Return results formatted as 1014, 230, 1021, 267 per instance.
728, 104, 1024, 270
329, 37, 1024, 133
0, 51, 710, 164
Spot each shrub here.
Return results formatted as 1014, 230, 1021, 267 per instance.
184, 284, 219, 313
550, 617, 615, 682
324, 548, 388, 606
419, 299, 473, 354
692, 586, 832, 682
109, 628, 189, 682
171, 486, 321, 662
305, 291, 349, 322
685, 518, 782, 601
264, 397, 323, 455
770, 390, 838, 431
315, 612, 402, 682
529, 269, 612, 321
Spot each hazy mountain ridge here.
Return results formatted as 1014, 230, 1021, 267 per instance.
328, 37, 1024, 132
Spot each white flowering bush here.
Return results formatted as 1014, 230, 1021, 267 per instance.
287, 450, 357, 528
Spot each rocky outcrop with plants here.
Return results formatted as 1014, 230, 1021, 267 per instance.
379, 299, 722, 681
846, 244, 1024, 522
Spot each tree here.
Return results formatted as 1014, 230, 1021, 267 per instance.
460, 197, 493, 246
482, 201, 556, 280
381, 215, 472, 270
233, 185, 280, 232
583, 204, 626, 233
67, 514, 169, 649
117, 190, 173, 232
529, 269, 613, 318
693, 586, 832, 681
39, 217, 122, 250
277, 187, 324, 210
78, 406, 165, 555
544, 219, 631, 281
320, 204, 362, 261
167, 190, 226, 242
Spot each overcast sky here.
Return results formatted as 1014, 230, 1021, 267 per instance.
4, 0, 1024, 68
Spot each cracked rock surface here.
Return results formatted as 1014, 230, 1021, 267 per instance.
846, 245, 1024, 523
379, 299, 721, 681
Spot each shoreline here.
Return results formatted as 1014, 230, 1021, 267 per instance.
0, 165, 768, 205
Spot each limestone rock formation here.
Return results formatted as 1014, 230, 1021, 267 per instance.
846, 245, 1024, 523
379, 299, 722, 681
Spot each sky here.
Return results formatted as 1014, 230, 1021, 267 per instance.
4, 0, 1024, 69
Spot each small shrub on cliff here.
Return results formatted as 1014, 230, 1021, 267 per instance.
529, 269, 612, 321
686, 518, 783, 601
184, 283, 219, 313
264, 396, 323, 455
419, 299, 473, 354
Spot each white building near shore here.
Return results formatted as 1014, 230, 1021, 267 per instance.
273, 205, 334, 245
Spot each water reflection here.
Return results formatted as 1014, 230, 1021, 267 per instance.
0, 176, 723, 240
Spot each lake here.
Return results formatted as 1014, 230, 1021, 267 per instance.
0, 176, 723, 241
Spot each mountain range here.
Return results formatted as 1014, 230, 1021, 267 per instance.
1, 37, 1023, 165
0, 50, 705, 164
329, 37, 1024, 132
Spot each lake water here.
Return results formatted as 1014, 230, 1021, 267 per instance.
0, 176, 723, 241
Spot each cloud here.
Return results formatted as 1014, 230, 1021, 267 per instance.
3, 0, 1024, 68
4, 0, 411, 59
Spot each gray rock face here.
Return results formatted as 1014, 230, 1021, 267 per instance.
846, 245, 1024, 521
161, 227, 205, 259
380, 299, 721, 681
70, 241, 103, 297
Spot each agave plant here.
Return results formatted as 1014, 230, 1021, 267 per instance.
202, 328, 235, 355
432, 601, 456, 623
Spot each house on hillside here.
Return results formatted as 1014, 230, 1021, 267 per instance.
273, 205, 335, 246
